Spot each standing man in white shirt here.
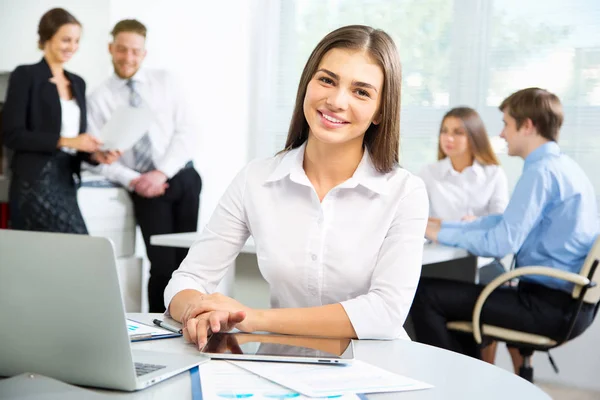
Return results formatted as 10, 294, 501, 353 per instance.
87, 20, 202, 312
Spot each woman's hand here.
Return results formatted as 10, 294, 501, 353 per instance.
91, 150, 121, 164
59, 133, 103, 152
428, 217, 442, 227
183, 310, 247, 350
425, 217, 442, 241
179, 292, 260, 349
181, 293, 253, 325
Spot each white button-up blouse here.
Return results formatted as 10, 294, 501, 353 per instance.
164, 143, 429, 339
418, 158, 508, 221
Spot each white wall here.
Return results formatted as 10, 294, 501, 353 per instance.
0, 0, 111, 89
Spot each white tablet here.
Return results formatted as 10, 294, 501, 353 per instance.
200, 333, 354, 364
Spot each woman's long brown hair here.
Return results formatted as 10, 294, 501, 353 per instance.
437, 107, 499, 165
283, 25, 402, 173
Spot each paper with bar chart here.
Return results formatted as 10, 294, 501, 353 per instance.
230, 359, 432, 397
200, 360, 364, 399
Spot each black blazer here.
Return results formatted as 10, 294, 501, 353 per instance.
1, 58, 93, 182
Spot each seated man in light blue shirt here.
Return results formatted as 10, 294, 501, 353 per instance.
411, 87, 599, 368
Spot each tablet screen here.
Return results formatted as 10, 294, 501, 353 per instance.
201, 333, 353, 360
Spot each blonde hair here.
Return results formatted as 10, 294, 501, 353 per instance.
111, 19, 147, 39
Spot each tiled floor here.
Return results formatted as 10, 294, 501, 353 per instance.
536, 381, 600, 400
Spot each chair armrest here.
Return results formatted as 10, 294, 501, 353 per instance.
471, 266, 590, 344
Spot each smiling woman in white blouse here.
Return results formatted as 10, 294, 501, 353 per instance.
418, 107, 508, 222
164, 25, 428, 348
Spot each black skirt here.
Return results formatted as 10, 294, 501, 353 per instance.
9, 152, 88, 234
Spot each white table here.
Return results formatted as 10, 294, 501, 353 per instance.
79, 313, 549, 399
150, 233, 471, 266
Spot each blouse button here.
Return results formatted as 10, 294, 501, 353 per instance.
311, 254, 317, 261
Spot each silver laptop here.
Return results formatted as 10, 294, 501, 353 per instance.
0, 230, 208, 391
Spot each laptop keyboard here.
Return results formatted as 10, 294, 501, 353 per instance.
135, 362, 167, 377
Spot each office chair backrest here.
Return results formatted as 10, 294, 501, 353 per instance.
572, 235, 600, 304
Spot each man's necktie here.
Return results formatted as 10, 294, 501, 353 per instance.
126, 79, 155, 173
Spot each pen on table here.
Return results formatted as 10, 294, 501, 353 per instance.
153, 318, 183, 334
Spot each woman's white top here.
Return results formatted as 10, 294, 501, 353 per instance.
59, 98, 81, 154
418, 158, 508, 221
419, 158, 509, 268
164, 143, 429, 340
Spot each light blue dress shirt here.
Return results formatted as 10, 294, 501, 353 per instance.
438, 142, 599, 292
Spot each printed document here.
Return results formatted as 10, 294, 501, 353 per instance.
200, 360, 364, 399
100, 105, 153, 151
126, 319, 178, 341
231, 359, 433, 397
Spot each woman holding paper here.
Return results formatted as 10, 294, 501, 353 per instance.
2, 8, 119, 233
165, 25, 428, 346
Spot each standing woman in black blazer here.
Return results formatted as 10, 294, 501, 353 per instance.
2, 8, 119, 233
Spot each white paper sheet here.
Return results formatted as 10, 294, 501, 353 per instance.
99, 105, 154, 151
200, 360, 363, 399
230, 359, 433, 397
